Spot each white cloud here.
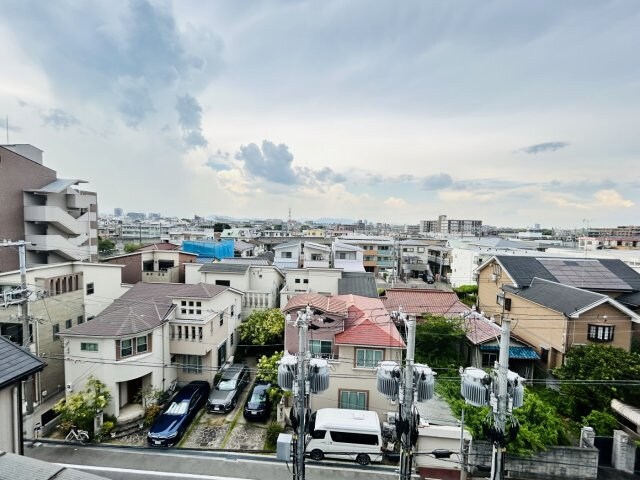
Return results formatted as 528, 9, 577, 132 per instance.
594, 189, 634, 208
383, 196, 407, 208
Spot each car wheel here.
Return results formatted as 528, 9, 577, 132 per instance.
310, 449, 324, 461
356, 453, 371, 466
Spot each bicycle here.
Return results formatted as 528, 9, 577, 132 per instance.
65, 425, 89, 443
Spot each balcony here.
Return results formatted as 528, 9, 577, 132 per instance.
142, 266, 180, 283
242, 291, 273, 314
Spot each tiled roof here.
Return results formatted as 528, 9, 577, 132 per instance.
305, 242, 331, 252
505, 277, 606, 316
338, 272, 378, 298
382, 288, 468, 317
59, 283, 228, 338
138, 243, 181, 251
200, 263, 250, 274
274, 241, 301, 250
234, 240, 255, 251
464, 313, 501, 345
283, 294, 349, 316
0, 336, 46, 389
221, 257, 271, 266
333, 241, 363, 252
335, 305, 405, 348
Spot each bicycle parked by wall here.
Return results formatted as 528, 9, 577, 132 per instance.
65, 425, 89, 443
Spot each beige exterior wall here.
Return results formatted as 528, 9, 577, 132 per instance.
0, 386, 20, 454
308, 345, 402, 417
567, 303, 632, 351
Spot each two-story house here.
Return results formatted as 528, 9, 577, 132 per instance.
58, 282, 242, 421
279, 268, 378, 305
273, 241, 302, 269
283, 293, 405, 414
303, 242, 331, 268
184, 259, 285, 318
476, 256, 640, 368
332, 241, 365, 272
102, 248, 198, 284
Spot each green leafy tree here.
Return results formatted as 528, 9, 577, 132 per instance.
554, 344, 640, 417
415, 315, 466, 368
256, 351, 283, 384
453, 285, 478, 308
54, 376, 112, 435
213, 222, 231, 232
97, 236, 116, 253
582, 410, 618, 436
238, 309, 285, 346
124, 243, 141, 253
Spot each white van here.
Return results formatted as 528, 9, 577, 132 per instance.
306, 408, 383, 465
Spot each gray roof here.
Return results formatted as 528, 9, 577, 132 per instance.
221, 257, 271, 266
273, 241, 301, 250
495, 255, 640, 292
234, 240, 255, 251
0, 451, 110, 480
504, 277, 606, 316
617, 291, 640, 307
0, 336, 46, 389
200, 263, 250, 274
59, 283, 229, 338
338, 272, 378, 298
24, 178, 86, 194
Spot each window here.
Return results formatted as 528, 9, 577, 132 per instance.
81, 342, 98, 352
231, 305, 235, 316
65, 319, 72, 329
417, 247, 425, 253
196, 309, 202, 315
77, 315, 84, 324
86, 283, 94, 295
295, 278, 301, 284
311, 429, 326, 440
230, 332, 234, 346
182, 355, 202, 374
189, 309, 194, 314
52, 324, 60, 336
191, 326, 196, 341
220, 313, 224, 326
196, 301, 202, 307
198, 327, 203, 341
339, 390, 368, 410
136, 335, 148, 353
181, 308, 187, 314
303, 279, 309, 284
482, 353, 497, 367
189, 301, 194, 307
181, 301, 187, 306
177, 325, 183, 340
311, 254, 324, 261
588, 324, 615, 342
330, 430, 378, 445
215, 280, 231, 287
281, 251, 292, 258
309, 340, 333, 358
356, 349, 382, 368
121, 338, 133, 357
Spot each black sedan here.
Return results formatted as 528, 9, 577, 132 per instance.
243, 381, 272, 421
147, 381, 210, 447
207, 363, 250, 413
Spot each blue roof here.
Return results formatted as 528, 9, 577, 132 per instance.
479, 345, 540, 360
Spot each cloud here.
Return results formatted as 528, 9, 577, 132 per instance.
176, 94, 207, 149
41, 108, 80, 130
421, 173, 453, 190
116, 77, 155, 127
314, 167, 347, 184
383, 196, 407, 208
235, 140, 297, 185
517, 141, 570, 154
594, 189, 634, 208
205, 150, 232, 171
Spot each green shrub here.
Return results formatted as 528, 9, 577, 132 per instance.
266, 421, 284, 450
100, 421, 115, 437
582, 410, 618, 436
144, 404, 162, 427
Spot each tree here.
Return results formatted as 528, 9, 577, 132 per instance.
213, 222, 231, 232
453, 285, 478, 308
554, 344, 640, 417
414, 315, 466, 368
124, 243, 141, 253
238, 309, 285, 346
256, 351, 283, 384
97, 236, 116, 253
54, 376, 112, 435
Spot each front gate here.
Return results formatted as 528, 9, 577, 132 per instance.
594, 436, 613, 466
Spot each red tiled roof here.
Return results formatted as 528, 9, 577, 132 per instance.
464, 312, 501, 345
382, 288, 468, 317
335, 316, 405, 348
283, 294, 348, 317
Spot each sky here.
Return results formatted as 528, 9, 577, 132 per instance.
1, 0, 639, 228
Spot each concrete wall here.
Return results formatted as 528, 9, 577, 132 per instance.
0, 386, 20, 454
469, 441, 598, 479
201, 271, 251, 291
0, 146, 57, 272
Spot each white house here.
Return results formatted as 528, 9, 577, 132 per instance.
185, 260, 285, 318
59, 282, 242, 422
303, 242, 331, 268
273, 241, 302, 269
332, 241, 365, 272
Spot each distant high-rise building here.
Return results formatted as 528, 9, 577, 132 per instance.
419, 214, 482, 235
0, 144, 98, 271
114, 207, 123, 216
127, 212, 146, 221
148, 212, 161, 220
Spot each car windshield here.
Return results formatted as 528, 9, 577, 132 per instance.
166, 400, 189, 415
217, 379, 237, 391
250, 389, 267, 403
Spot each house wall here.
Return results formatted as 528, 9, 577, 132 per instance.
567, 303, 632, 351
449, 248, 482, 287
0, 386, 20, 454
476, 260, 516, 318
104, 254, 142, 284
184, 263, 202, 284
201, 271, 251, 291
0, 146, 57, 272
308, 345, 401, 416
63, 324, 175, 418
303, 245, 331, 268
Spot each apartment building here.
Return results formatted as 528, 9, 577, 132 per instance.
419, 214, 482, 236
0, 144, 98, 271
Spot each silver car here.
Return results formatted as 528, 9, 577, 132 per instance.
207, 363, 250, 413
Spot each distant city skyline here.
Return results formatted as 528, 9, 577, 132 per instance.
1, 1, 639, 228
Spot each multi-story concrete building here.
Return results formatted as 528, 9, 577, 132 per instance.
419, 214, 482, 236
0, 144, 98, 271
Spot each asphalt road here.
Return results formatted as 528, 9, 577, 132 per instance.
26, 442, 400, 480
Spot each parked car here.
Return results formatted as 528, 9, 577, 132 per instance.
243, 381, 272, 421
207, 363, 250, 413
423, 272, 434, 284
147, 381, 210, 447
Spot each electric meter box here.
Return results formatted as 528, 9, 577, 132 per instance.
276, 433, 293, 461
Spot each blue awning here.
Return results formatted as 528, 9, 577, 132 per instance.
479, 345, 540, 360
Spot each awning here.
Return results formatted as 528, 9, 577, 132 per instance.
611, 399, 640, 426
479, 345, 540, 360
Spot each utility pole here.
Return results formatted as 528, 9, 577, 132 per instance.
399, 311, 416, 480
491, 318, 511, 480
0, 240, 34, 414
294, 305, 311, 480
